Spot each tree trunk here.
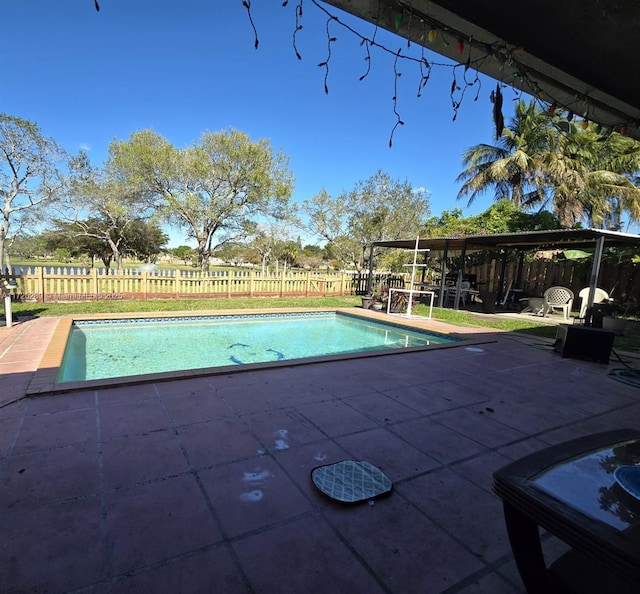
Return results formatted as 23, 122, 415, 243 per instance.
196, 238, 210, 274
4, 251, 13, 275
0, 217, 8, 273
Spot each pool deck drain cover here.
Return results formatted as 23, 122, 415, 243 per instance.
311, 460, 392, 503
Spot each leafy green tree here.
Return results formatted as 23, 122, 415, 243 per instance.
45, 217, 167, 269
212, 241, 250, 266
251, 229, 277, 274
53, 150, 162, 269
348, 170, 431, 248
0, 114, 72, 272
106, 128, 295, 273
123, 219, 168, 262
423, 200, 560, 237
6, 234, 50, 260
274, 239, 299, 272
42, 221, 109, 265
172, 245, 196, 265
300, 188, 361, 269
301, 170, 431, 270
301, 244, 323, 257
250, 224, 301, 273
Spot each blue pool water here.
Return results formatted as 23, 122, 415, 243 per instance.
57, 312, 458, 382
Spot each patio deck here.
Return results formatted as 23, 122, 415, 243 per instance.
1, 313, 639, 593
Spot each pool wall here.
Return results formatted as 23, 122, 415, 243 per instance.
27, 307, 492, 396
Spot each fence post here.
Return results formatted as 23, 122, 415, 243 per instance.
305, 271, 310, 297
38, 266, 45, 303
280, 270, 285, 297
92, 268, 98, 299
227, 270, 232, 298
249, 270, 255, 297
174, 269, 179, 299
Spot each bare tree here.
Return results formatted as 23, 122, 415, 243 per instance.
0, 114, 71, 272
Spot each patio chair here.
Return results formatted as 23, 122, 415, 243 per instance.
445, 280, 471, 307
578, 287, 610, 318
542, 286, 574, 320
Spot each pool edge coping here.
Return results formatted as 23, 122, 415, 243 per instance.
27, 307, 496, 396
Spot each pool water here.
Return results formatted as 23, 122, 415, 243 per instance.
57, 312, 458, 383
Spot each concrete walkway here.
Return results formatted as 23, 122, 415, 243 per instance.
1, 315, 639, 593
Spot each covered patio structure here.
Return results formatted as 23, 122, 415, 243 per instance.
373, 228, 640, 313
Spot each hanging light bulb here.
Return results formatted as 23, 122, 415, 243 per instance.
581, 118, 589, 129
428, 28, 437, 43
620, 126, 627, 136
457, 39, 464, 54
548, 103, 557, 115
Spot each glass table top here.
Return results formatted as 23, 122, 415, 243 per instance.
531, 438, 640, 530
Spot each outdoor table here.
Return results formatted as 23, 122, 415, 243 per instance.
493, 429, 640, 593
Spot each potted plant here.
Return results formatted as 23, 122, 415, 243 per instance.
371, 288, 385, 310
360, 293, 374, 309
388, 289, 408, 313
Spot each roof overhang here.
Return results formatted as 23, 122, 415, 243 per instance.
323, 1, 640, 140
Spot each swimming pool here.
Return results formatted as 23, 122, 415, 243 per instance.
57, 311, 460, 383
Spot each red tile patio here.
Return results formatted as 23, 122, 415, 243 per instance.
1, 314, 640, 593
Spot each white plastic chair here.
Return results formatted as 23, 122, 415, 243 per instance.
542, 286, 574, 320
578, 287, 610, 318
445, 280, 471, 307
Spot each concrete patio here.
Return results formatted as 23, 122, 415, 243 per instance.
1, 314, 639, 593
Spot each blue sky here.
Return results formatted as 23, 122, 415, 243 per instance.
2, 0, 519, 247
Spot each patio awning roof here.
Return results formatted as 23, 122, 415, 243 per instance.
372, 228, 640, 311
373, 228, 640, 253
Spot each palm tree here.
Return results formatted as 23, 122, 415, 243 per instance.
456, 100, 553, 208
550, 127, 640, 229
457, 99, 640, 230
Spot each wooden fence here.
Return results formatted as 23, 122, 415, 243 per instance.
350, 272, 407, 295
467, 256, 640, 309
6, 267, 365, 303
6, 257, 638, 310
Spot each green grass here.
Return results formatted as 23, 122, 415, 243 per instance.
9, 295, 639, 352
413, 304, 559, 338
10, 295, 361, 317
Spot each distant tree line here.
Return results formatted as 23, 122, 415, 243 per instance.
2, 100, 640, 277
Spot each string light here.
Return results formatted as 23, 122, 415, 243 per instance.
240, 0, 638, 143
